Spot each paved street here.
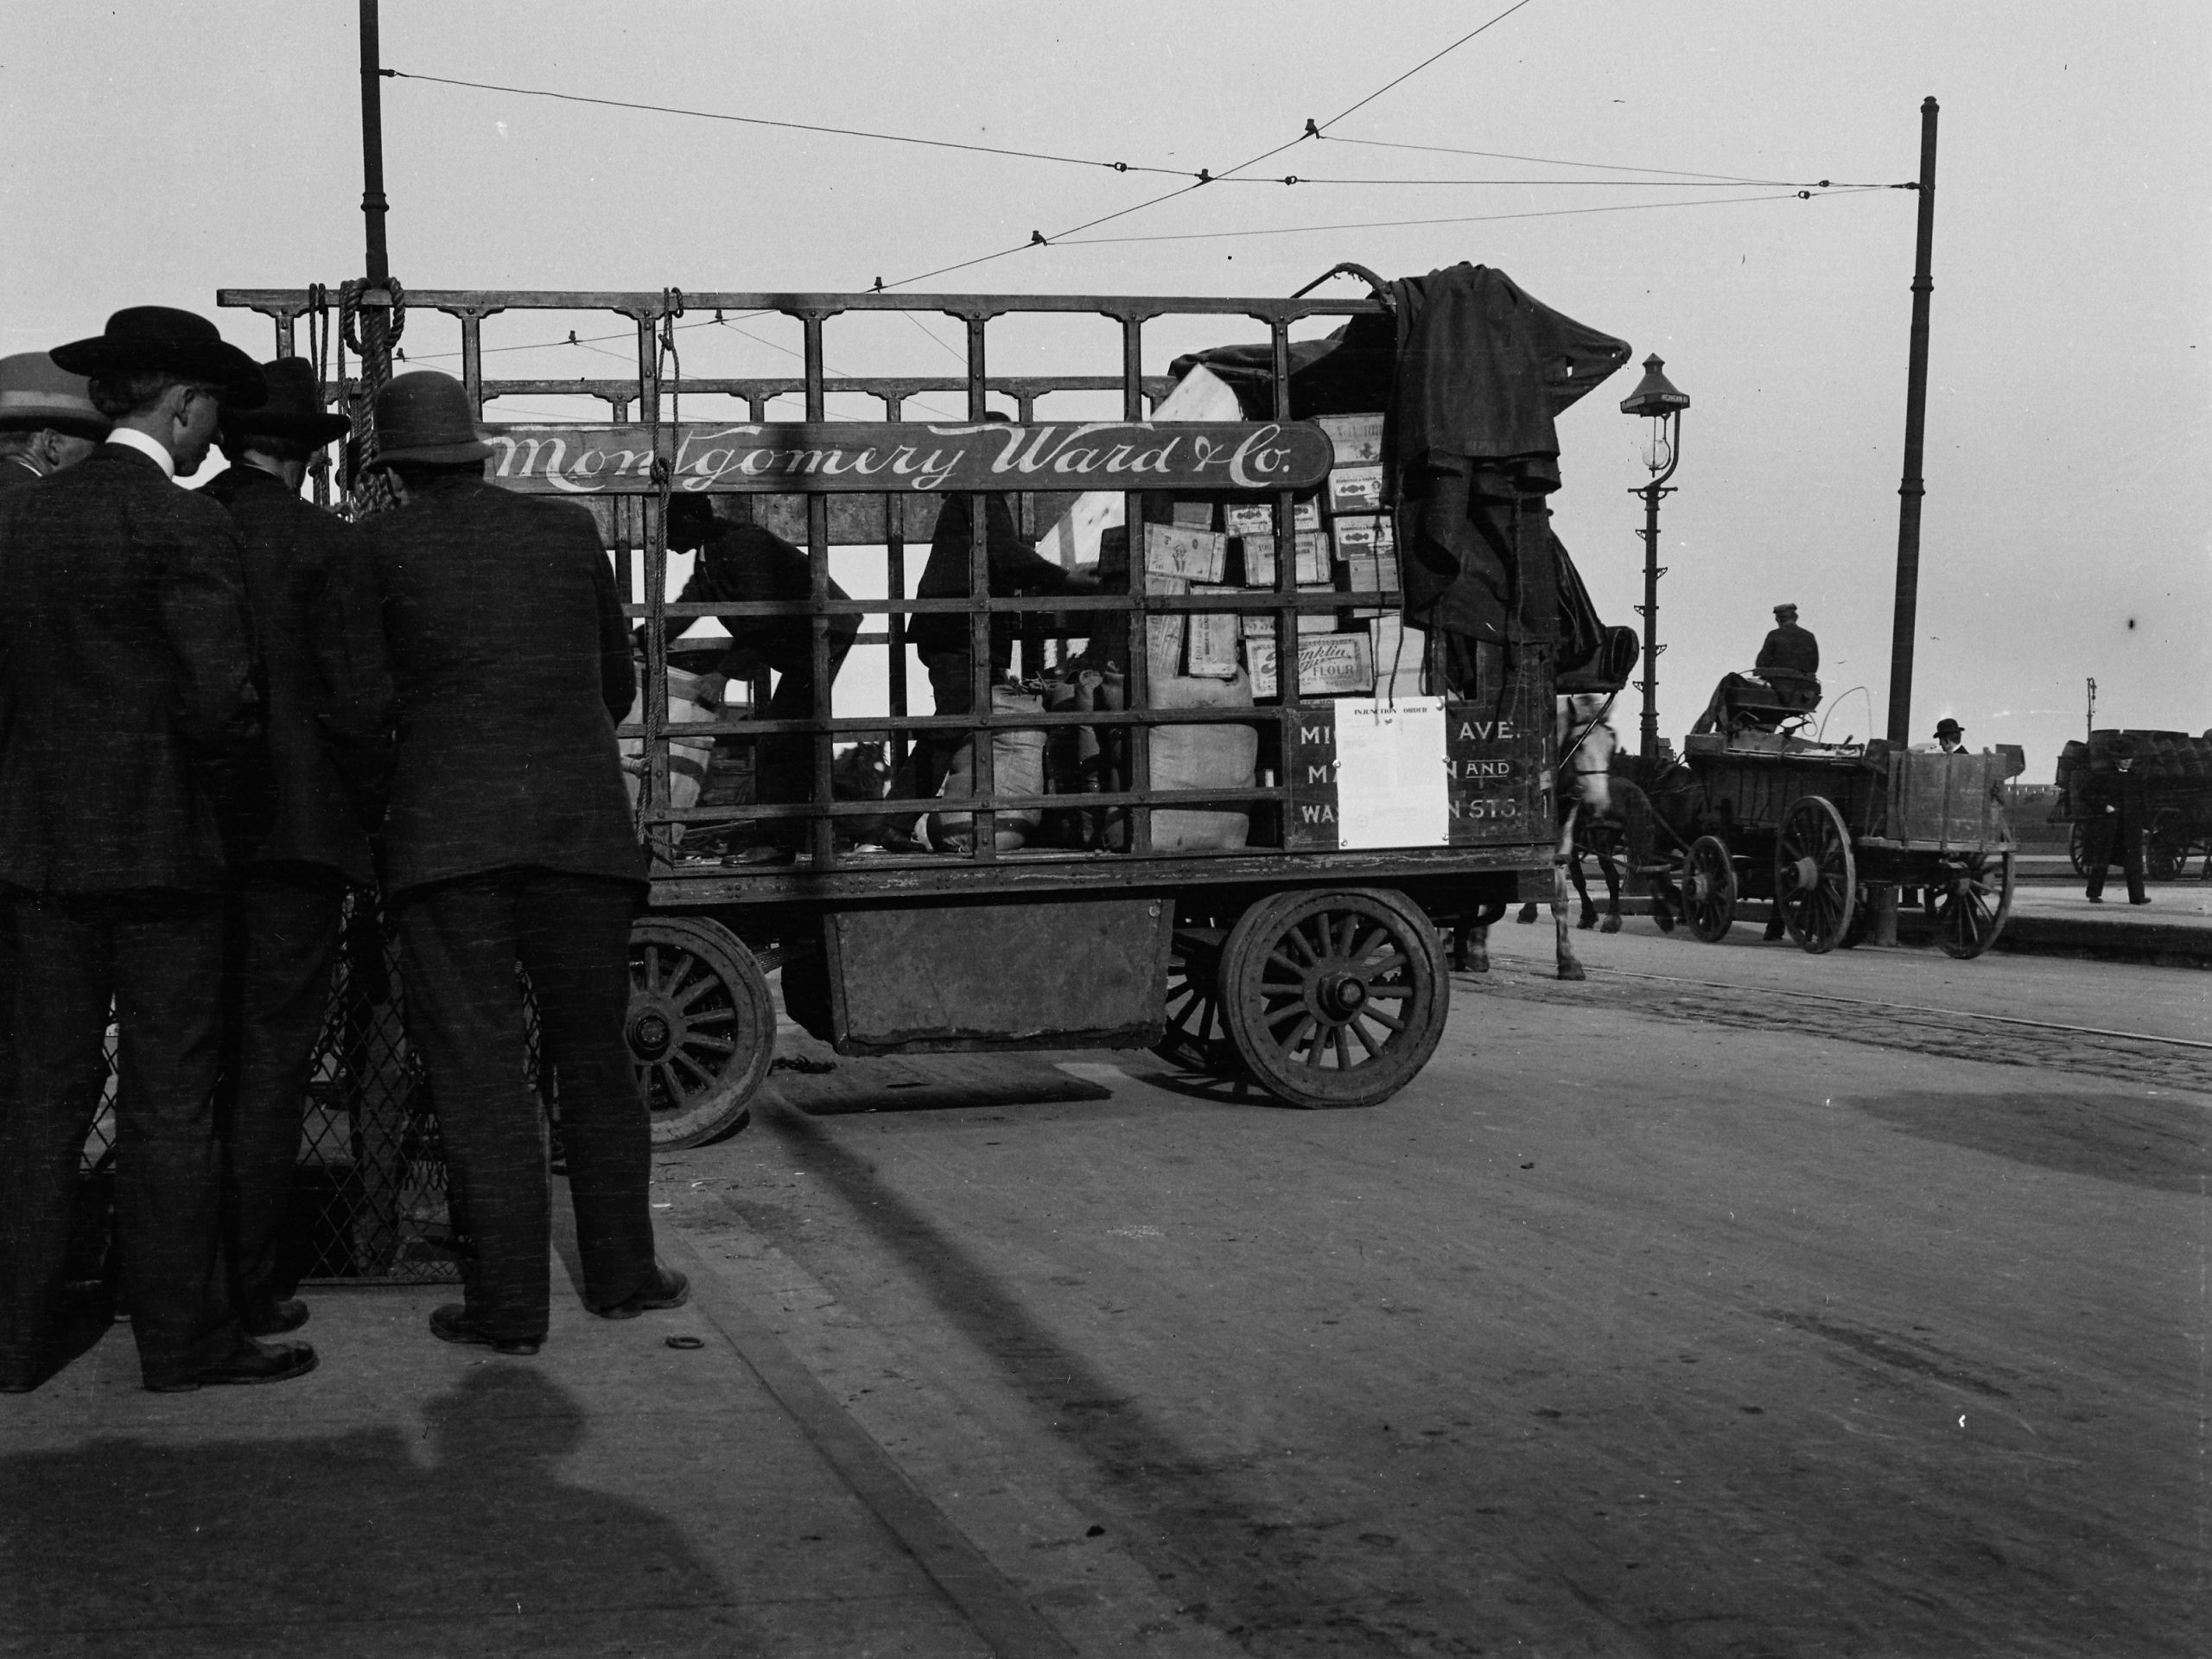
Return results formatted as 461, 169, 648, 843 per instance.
655, 918, 2209, 1656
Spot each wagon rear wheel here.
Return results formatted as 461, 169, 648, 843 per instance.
1775, 796, 1856, 954
1157, 922, 1243, 1076
2067, 820, 2092, 878
1934, 851, 2015, 960
627, 916, 774, 1148
1218, 888, 1447, 1109
1683, 836, 1738, 943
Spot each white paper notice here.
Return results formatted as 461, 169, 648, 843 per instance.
1332, 696, 1448, 850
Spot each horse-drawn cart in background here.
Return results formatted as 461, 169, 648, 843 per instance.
2054, 728, 2212, 881
219, 267, 1636, 1157
1652, 727, 2024, 958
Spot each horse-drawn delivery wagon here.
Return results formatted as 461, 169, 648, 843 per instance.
221, 264, 1638, 1145
1644, 725, 2024, 958
2054, 728, 2212, 881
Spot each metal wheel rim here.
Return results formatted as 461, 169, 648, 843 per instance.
1775, 797, 1856, 954
1222, 889, 1446, 1109
2067, 820, 2091, 878
627, 918, 774, 1148
1935, 851, 2015, 960
1685, 836, 1737, 944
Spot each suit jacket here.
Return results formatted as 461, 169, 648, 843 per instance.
1756, 623, 1820, 681
0, 458, 44, 496
664, 518, 855, 677
349, 475, 641, 896
0, 445, 259, 894
912, 493, 1071, 667
198, 465, 378, 885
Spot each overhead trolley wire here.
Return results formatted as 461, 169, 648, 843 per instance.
1311, 131, 1795, 184
380, 67, 1195, 180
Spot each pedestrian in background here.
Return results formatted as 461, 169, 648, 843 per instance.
0, 352, 109, 493
2082, 736, 2150, 906
0, 307, 315, 1392
199, 359, 375, 1339
340, 370, 682, 1356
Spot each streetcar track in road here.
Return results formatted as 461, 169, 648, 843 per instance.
1456, 965, 2212, 1095
1581, 966, 2212, 1053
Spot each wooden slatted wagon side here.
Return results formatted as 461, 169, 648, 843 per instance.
223, 275, 1627, 1147
1661, 732, 2024, 959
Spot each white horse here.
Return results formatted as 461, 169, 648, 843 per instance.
1455, 693, 1619, 981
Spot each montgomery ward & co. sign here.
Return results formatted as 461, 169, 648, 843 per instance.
483, 420, 1333, 496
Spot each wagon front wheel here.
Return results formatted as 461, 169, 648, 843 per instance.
1775, 796, 1856, 954
627, 916, 775, 1149
1683, 836, 1738, 943
1934, 852, 2015, 960
1218, 888, 1447, 1109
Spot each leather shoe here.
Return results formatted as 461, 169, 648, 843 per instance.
146, 1338, 317, 1393
243, 1299, 309, 1337
429, 1304, 542, 1356
593, 1267, 690, 1319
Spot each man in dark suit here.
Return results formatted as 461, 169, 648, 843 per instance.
199, 359, 373, 1338
2082, 737, 2151, 906
341, 370, 678, 1354
661, 491, 856, 859
0, 306, 315, 1392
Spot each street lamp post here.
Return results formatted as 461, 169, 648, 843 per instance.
1621, 355, 1690, 764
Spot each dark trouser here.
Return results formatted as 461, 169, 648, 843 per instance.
221, 870, 347, 1321
395, 871, 653, 1340
2083, 814, 2146, 903
0, 890, 238, 1388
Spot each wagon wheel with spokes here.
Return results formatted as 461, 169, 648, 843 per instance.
1682, 836, 1738, 944
1933, 851, 2016, 960
626, 915, 775, 1148
1774, 796, 1857, 954
2067, 820, 2093, 878
1217, 888, 1447, 1109
1157, 921, 1243, 1076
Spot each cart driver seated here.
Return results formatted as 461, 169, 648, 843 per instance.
1690, 602, 1821, 735
658, 491, 857, 861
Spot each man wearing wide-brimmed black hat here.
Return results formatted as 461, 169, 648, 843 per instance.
0, 352, 110, 493
0, 307, 317, 1393
334, 369, 678, 1355
199, 359, 378, 1340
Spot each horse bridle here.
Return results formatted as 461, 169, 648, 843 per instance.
1558, 690, 1622, 777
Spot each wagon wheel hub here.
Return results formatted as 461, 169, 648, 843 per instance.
1316, 971, 1368, 1019
628, 1009, 675, 1060
1787, 854, 1820, 893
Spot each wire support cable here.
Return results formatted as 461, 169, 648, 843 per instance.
381, 67, 1194, 179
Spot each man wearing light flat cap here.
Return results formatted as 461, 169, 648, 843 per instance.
0, 352, 110, 493
336, 369, 677, 1357
0, 306, 318, 1392
200, 358, 375, 1341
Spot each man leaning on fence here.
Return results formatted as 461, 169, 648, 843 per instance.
334, 369, 684, 1356
200, 358, 378, 1341
0, 308, 318, 1393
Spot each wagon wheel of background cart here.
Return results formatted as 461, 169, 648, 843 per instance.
2067, 820, 2092, 878
2145, 811, 2183, 881
1774, 796, 1856, 954
1683, 836, 1738, 943
1933, 851, 2016, 960
626, 916, 775, 1149
1217, 887, 1447, 1109
1157, 920, 1244, 1076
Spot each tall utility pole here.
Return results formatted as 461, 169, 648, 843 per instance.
1884, 97, 1940, 747
358, 0, 394, 392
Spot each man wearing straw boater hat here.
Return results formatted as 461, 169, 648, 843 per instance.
336, 369, 680, 1355
199, 359, 372, 1340
0, 351, 110, 493
0, 307, 319, 1392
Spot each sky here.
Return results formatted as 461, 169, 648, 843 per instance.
3, 1, 2205, 772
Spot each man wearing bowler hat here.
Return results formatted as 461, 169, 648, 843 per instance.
336, 369, 678, 1354
0, 352, 110, 493
199, 359, 376, 1338
0, 306, 316, 1391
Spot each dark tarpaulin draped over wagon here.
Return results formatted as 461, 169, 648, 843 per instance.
1171, 263, 1633, 691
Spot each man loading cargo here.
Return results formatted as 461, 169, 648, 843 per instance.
659, 491, 856, 860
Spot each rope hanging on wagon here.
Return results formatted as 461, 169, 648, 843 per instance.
339, 277, 408, 516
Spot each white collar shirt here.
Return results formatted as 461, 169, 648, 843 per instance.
105, 428, 177, 480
